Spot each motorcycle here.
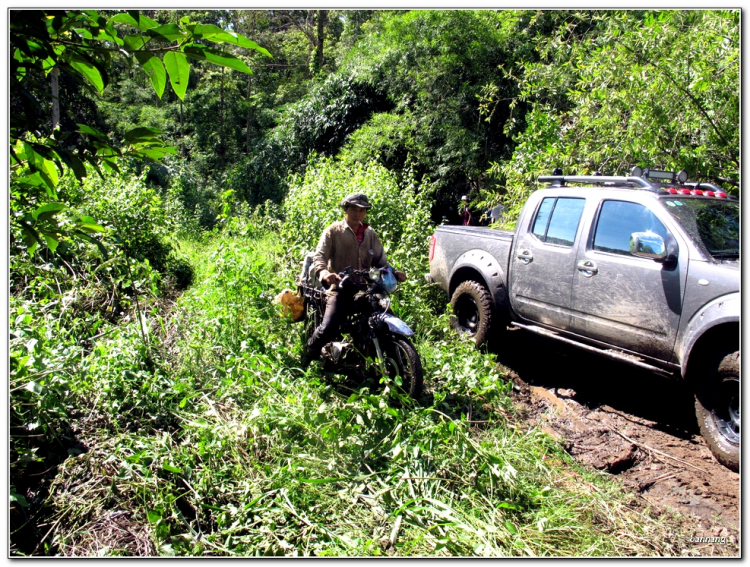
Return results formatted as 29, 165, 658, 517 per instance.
297, 255, 423, 400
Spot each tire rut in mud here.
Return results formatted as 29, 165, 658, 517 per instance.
492, 328, 739, 557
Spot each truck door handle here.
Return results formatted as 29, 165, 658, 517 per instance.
577, 260, 598, 277
517, 249, 533, 264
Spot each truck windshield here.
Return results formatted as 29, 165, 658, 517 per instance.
662, 198, 739, 260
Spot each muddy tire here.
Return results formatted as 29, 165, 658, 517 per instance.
383, 337, 424, 400
450, 280, 492, 346
695, 350, 739, 472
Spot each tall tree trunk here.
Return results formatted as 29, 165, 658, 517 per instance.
315, 10, 327, 74
220, 67, 225, 167
180, 98, 184, 156
50, 67, 60, 129
246, 74, 252, 155
246, 11, 257, 156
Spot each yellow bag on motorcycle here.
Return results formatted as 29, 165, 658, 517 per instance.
274, 289, 305, 321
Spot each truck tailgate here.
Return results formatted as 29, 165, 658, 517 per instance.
429, 225, 514, 295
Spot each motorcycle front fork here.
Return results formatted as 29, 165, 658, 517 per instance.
371, 336, 389, 378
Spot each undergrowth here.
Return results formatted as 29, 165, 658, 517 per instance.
12, 161, 686, 556
34, 229, 683, 556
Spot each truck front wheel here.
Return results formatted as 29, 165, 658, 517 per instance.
450, 280, 492, 346
695, 350, 739, 472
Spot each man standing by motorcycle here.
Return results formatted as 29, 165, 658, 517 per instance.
305, 193, 407, 361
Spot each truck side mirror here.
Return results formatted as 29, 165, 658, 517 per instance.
629, 231, 677, 265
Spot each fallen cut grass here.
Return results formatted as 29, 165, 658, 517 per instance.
41, 230, 691, 556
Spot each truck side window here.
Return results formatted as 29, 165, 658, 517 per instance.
593, 200, 669, 256
531, 197, 585, 247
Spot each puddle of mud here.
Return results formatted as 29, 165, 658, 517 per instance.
496, 330, 740, 557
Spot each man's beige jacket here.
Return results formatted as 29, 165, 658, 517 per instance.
313, 219, 389, 283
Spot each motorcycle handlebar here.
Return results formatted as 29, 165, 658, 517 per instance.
330, 267, 379, 290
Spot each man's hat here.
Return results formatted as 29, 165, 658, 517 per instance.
340, 193, 372, 209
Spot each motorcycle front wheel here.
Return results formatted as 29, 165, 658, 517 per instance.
382, 337, 424, 400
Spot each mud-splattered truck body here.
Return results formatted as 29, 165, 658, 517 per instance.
427, 170, 739, 470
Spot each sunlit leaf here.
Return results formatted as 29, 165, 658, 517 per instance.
10, 493, 29, 508
164, 51, 189, 101
108, 11, 159, 31
123, 34, 146, 53
42, 233, 59, 253
124, 126, 164, 143
183, 45, 252, 74
68, 52, 104, 93
135, 53, 166, 99
41, 158, 59, 186
77, 123, 108, 140
77, 223, 105, 233
210, 30, 272, 58
32, 202, 65, 221
73, 230, 108, 259
148, 23, 186, 42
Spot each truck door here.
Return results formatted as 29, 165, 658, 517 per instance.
510, 196, 586, 329
570, 199, 684, 360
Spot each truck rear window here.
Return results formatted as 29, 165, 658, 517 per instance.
531, 197, 585, 247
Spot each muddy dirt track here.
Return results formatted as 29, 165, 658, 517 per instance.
491, 328, 740, 557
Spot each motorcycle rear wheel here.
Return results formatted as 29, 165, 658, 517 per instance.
383, 337, 424, 400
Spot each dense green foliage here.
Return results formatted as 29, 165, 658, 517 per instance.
489, 10, 739, 217
10, 8, 738, 557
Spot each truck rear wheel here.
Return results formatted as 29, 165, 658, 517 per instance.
695, 350, 739, 472
450, 280, 492, 346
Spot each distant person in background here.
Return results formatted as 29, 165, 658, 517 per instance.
460, 195, 472, 226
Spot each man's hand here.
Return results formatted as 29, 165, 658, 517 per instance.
323, 272, 342, 287
394, 270, 407, 283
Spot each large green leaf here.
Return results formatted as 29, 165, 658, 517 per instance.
124, 126, 164, 143
212, 31, 272, 58
101, 158, 120, 175
14, 172, 45, 187
20, 224, 42, 255
22, 142, 58, 198
32, 202, 66, 222
188, 23, 224, 37
135, 147, 177, 160
183, 24, 270, 57
108, 11, 159, 32
123, 34, 146, 53
77, 124, 108, 140
183, 45, 252, 74
73, 230, 108, 259
67, 52, 104, 93
41, 233, 60, 254
57, 150, 88, 181
134, 53, 166, 99
164, 51, 189, 101
149, 24, 186, 42
41, 157, 59, 186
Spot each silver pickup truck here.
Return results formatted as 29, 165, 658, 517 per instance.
427, 169, 739, 470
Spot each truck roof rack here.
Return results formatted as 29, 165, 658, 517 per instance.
538, 167, 736, 200
538, 175, 656, 190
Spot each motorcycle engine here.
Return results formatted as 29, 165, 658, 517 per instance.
322, 341, 350, 363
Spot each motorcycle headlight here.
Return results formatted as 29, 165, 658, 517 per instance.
369, 266, 381, 281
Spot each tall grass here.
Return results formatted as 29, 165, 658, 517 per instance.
41, 226, 684, 556
15, 161, 687, 556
